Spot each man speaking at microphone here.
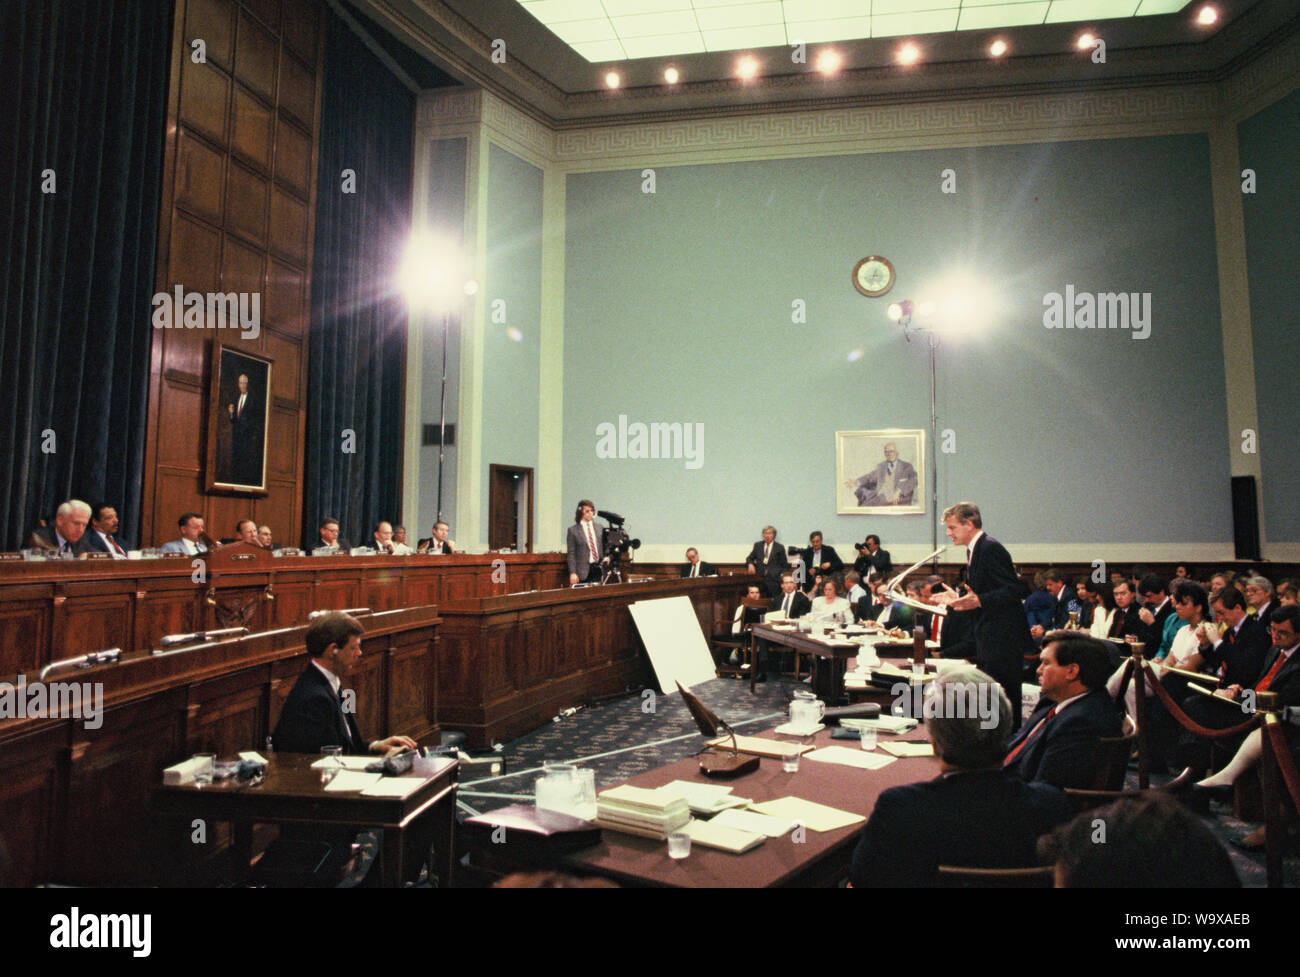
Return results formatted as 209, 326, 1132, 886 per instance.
567, 499, 606, 585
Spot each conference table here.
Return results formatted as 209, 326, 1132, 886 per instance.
470, 722, 935, 888
153, 752, 459, 888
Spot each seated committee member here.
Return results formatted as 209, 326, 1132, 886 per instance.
392, 526, 409, 548
305, 517, 349, 553
770, 572, 812, 620
850, 665, 1071, 887
271, 612, 418, 756
374, 521, 413, 554
808, 578, 852, 625
745, 525, 788, 597
566, 500, 604, 584
853, 534, 892, 581
160, 512, 211, 555
85, 502, 127, 557
234, 519, 259, 545
29, 499, 97, 555
1002, 633, 1123, 790
256, 524, 276, 550
418, 520, 455, 554
680, 547, 717, 578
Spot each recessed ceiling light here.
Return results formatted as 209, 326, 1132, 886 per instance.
604, 71, 621, 89
896, 42, 921, 66
663, 66, 679, 84
988, 38, 1008, 58
1196, 5, 1219, 26
815, 49, 842, 76
736, 55, 759, 81
1076, 32, 1097, 50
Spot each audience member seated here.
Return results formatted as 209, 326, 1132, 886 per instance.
1177, 604, 1300, 775
1030, 569, 1073, 640
679, 547, 717, 578
843, 570, 866, 606
373, 521, 413, 554
1024, 571, 1053, 631
85, 502, 127, 558
807, 577, 852, 624
800, 530, 843, 594
29, 499, 97, 555
1004, 633, 1123, 790
1040, 793, 1239, 887
1197, 586, 1270, 689
1107, 580, 1144, 644
1136, 573, 1176, 656
160, 511, 212, 555
726, 583, 770, 681
1244, 575, 1277, 628
417, 520, 455, 554
849, 665, 1071, 887
1278, 578, 1298, 606
770, 572, 812, 621
1082, 581, 1117, 638
306, 517, 349, 553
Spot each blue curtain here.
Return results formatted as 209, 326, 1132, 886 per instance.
0, 0, 170, 548
303, 8, 413, 549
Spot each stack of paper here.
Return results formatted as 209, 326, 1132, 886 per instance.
877, 741, 934, 758
711, 808, 796, 837
595, 784, 691, 839
747, 797, 866, 832
684, 819, 765, 854
843, 714, 919, 734
803, 745, 897, 770
661, 780, 750, 815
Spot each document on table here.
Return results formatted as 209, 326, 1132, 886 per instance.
748, 797, 865, 832
711, 808, 795, 837
360, 777, 425, 798
705, 735, 814, 758
684, 819, 765, 854
877, 741, 934, 758
311, 755, 378, 771
803, 745, 897, 770
662, 780, 749, 814
322, 771, 384, 792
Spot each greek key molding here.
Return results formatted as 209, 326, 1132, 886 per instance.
1219, 28, 1300, 122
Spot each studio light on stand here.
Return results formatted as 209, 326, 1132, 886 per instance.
888, 297, 942, 562
400, 232, 475, 523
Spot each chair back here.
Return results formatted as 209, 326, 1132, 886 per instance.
935, 865, 1054, 888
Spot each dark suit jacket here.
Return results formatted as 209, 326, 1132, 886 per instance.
417, 538, 453, 554
566, 521, 606, 578
1249, 646, 1300, 706
1048, 589, 1073, 630
84, 529, 127, 556
304, 536, 350, 553
679, 561, 718, 578
965, 534, 1033, 707
1200, 617, 1271, 689
854, 548, 893, 580
1003, 689, 1123, 790
849, 770, 1071, 887
802, 545, 844, 578
769, 590, 811, 619
1108, 604, 1144, 643
745, 540, 789, 589
272, 663, 365, 754
28, 525, 96, 555
1144, 599, 1176, 652
939, 607, 977, 660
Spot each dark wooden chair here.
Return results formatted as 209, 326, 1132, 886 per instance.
935, 864, 1054, 888
1090, 729, 1139, 792
710, 597, 768, 680
1064, 766, 1194, 813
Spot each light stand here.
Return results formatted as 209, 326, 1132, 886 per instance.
890, 299, 941, 565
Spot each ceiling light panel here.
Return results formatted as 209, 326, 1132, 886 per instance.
781, 0, 875, 17
957, 2, 1051, 29
613, 10, 701, 36
872, 0, 961, 14
695, 2, 785, 32
518, 0, 609, 22
547, 18, 620, 44
785, 16, 875, 42
1044, 0, 1140, 22
871, 9, 961, 37
1137, 0, 1194, 13
621, 32, 711, 56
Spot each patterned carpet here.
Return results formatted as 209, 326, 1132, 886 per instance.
451, 673, 1296, 888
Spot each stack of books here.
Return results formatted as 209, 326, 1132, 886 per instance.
595, 784, 691, 839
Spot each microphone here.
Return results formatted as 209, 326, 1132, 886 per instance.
596, 509, 624, 523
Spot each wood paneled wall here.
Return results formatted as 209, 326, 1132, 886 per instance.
142, 0, 323, 545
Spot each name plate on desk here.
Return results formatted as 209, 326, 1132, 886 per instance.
0, 553, 23, 561
159, 552, 189, 558
83, 551, 112, 559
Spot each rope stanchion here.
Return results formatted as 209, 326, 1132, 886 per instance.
1262, 717, 1300, 814
1139, 660, 1256, 739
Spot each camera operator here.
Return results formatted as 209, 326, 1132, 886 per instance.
567, 499, 605, 585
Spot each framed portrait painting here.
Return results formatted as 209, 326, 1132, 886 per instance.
207, 345, 272, 494
836, 429, 925, 515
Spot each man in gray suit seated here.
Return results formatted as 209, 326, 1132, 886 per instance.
160, 512, 209, 555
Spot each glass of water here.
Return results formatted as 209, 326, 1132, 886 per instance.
667, 831, 691, 859
193, 753, 216, 788
320, 745, 343, 784
860, 727, 877, 751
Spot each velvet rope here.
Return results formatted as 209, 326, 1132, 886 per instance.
1114, 657, 1134, 700
1140, 662, 1256, 738
1263, 719, 1300, 814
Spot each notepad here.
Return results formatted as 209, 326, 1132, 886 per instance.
360, 777, 424, 798
311, 755, 377, 771
711, 808, 795, 838
803, 745, 897, 770
748, 797, 865, 833
322, 771, 384, 792
877, 741, 934, 758
662, 780, 750, 814
684, 819, 765, 854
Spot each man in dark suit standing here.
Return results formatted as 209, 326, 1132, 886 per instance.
1003, 634, 1123, 789
745, 525, 788, 598
29, 499, 97, 555
853, 534, 892, 581
799, 531, 843, 595
933, 502, 1033, 725
850, 664, 1071, 887
680, 547, 717, 578
566, 499, 605, 585
272, 612, 418, 756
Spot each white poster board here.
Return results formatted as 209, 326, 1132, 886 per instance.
628, 595, 717, 693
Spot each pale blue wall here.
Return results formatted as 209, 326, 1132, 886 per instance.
1240, 89, 1300, 544
562, 135, 1230, 549
481, 144, 543, 547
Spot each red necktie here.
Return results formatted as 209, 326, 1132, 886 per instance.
931, 614, 942, 642
1004, 706, 1056, 766
1255, 653, 1288, 693
109, 536, 125, 555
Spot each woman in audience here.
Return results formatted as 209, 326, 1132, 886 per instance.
1083, 580, 1117, 639
808, 576, 852, 625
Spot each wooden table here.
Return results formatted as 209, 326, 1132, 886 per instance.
153, 753, 459, 887
750, 623, 870, 702
469, 723, 935, 888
